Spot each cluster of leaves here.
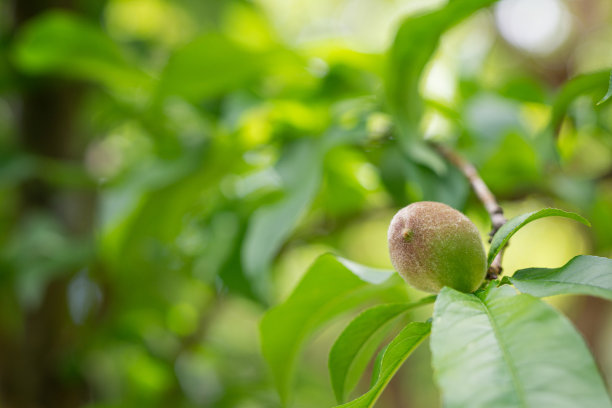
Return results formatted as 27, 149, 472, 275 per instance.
257, 0, 612, 406
0, 0, 611, 406
261, 209, 612, 407
0, 1, 401, 406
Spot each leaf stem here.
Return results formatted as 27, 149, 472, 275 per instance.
432, 143, 507, 279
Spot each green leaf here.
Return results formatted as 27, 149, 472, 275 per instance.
369, 344, 387, 389
12, 11, 147, 89
385, 0, 497, 176
334, 257, 399, 285
511, 255, 612, 300
386, 0, 498, 139
329, 297, 435, 403
548, 70, 610, 133
378, 146, 468, 208
260, 254, 397, 406
431, 285, 612, 408
157, 32, 261, 101
334, 321, 431, 408
534, 70, 610, 164
385, 0, 499, 175
597, 71, 612, 105
242, 141, 323, 296
488, 208, 590, 266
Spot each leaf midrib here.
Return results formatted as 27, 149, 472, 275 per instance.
366, 332, 429, 408
350, 327, 430, 408
478, 296, 528, 408
512, 278, 612, 297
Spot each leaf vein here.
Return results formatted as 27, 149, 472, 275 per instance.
479, 297, 528, 408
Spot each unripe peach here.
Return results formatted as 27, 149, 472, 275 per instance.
387, 201, 486, 293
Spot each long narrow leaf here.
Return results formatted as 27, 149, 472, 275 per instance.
242, 141, 322, 296
387, 0, 498, 135
386, 0, 498, 173
260, 254, 399, 406
335, 322, 431, 408
12, 11, 147, 89
511, 255, 612, 300
329, 297, 435, 403
548, 70, 610, 132
488, 208, 590, 266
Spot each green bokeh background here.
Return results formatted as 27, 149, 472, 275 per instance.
0, 0, 611, 407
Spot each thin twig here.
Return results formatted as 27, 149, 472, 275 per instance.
432, 143, 507, 279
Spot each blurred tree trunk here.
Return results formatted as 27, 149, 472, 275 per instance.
570, 295, 612, 382
0, 1, 102, 407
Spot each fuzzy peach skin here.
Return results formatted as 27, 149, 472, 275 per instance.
387, 201, 486, 293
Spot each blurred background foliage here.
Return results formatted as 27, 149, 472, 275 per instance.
0, 0, 611, 407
